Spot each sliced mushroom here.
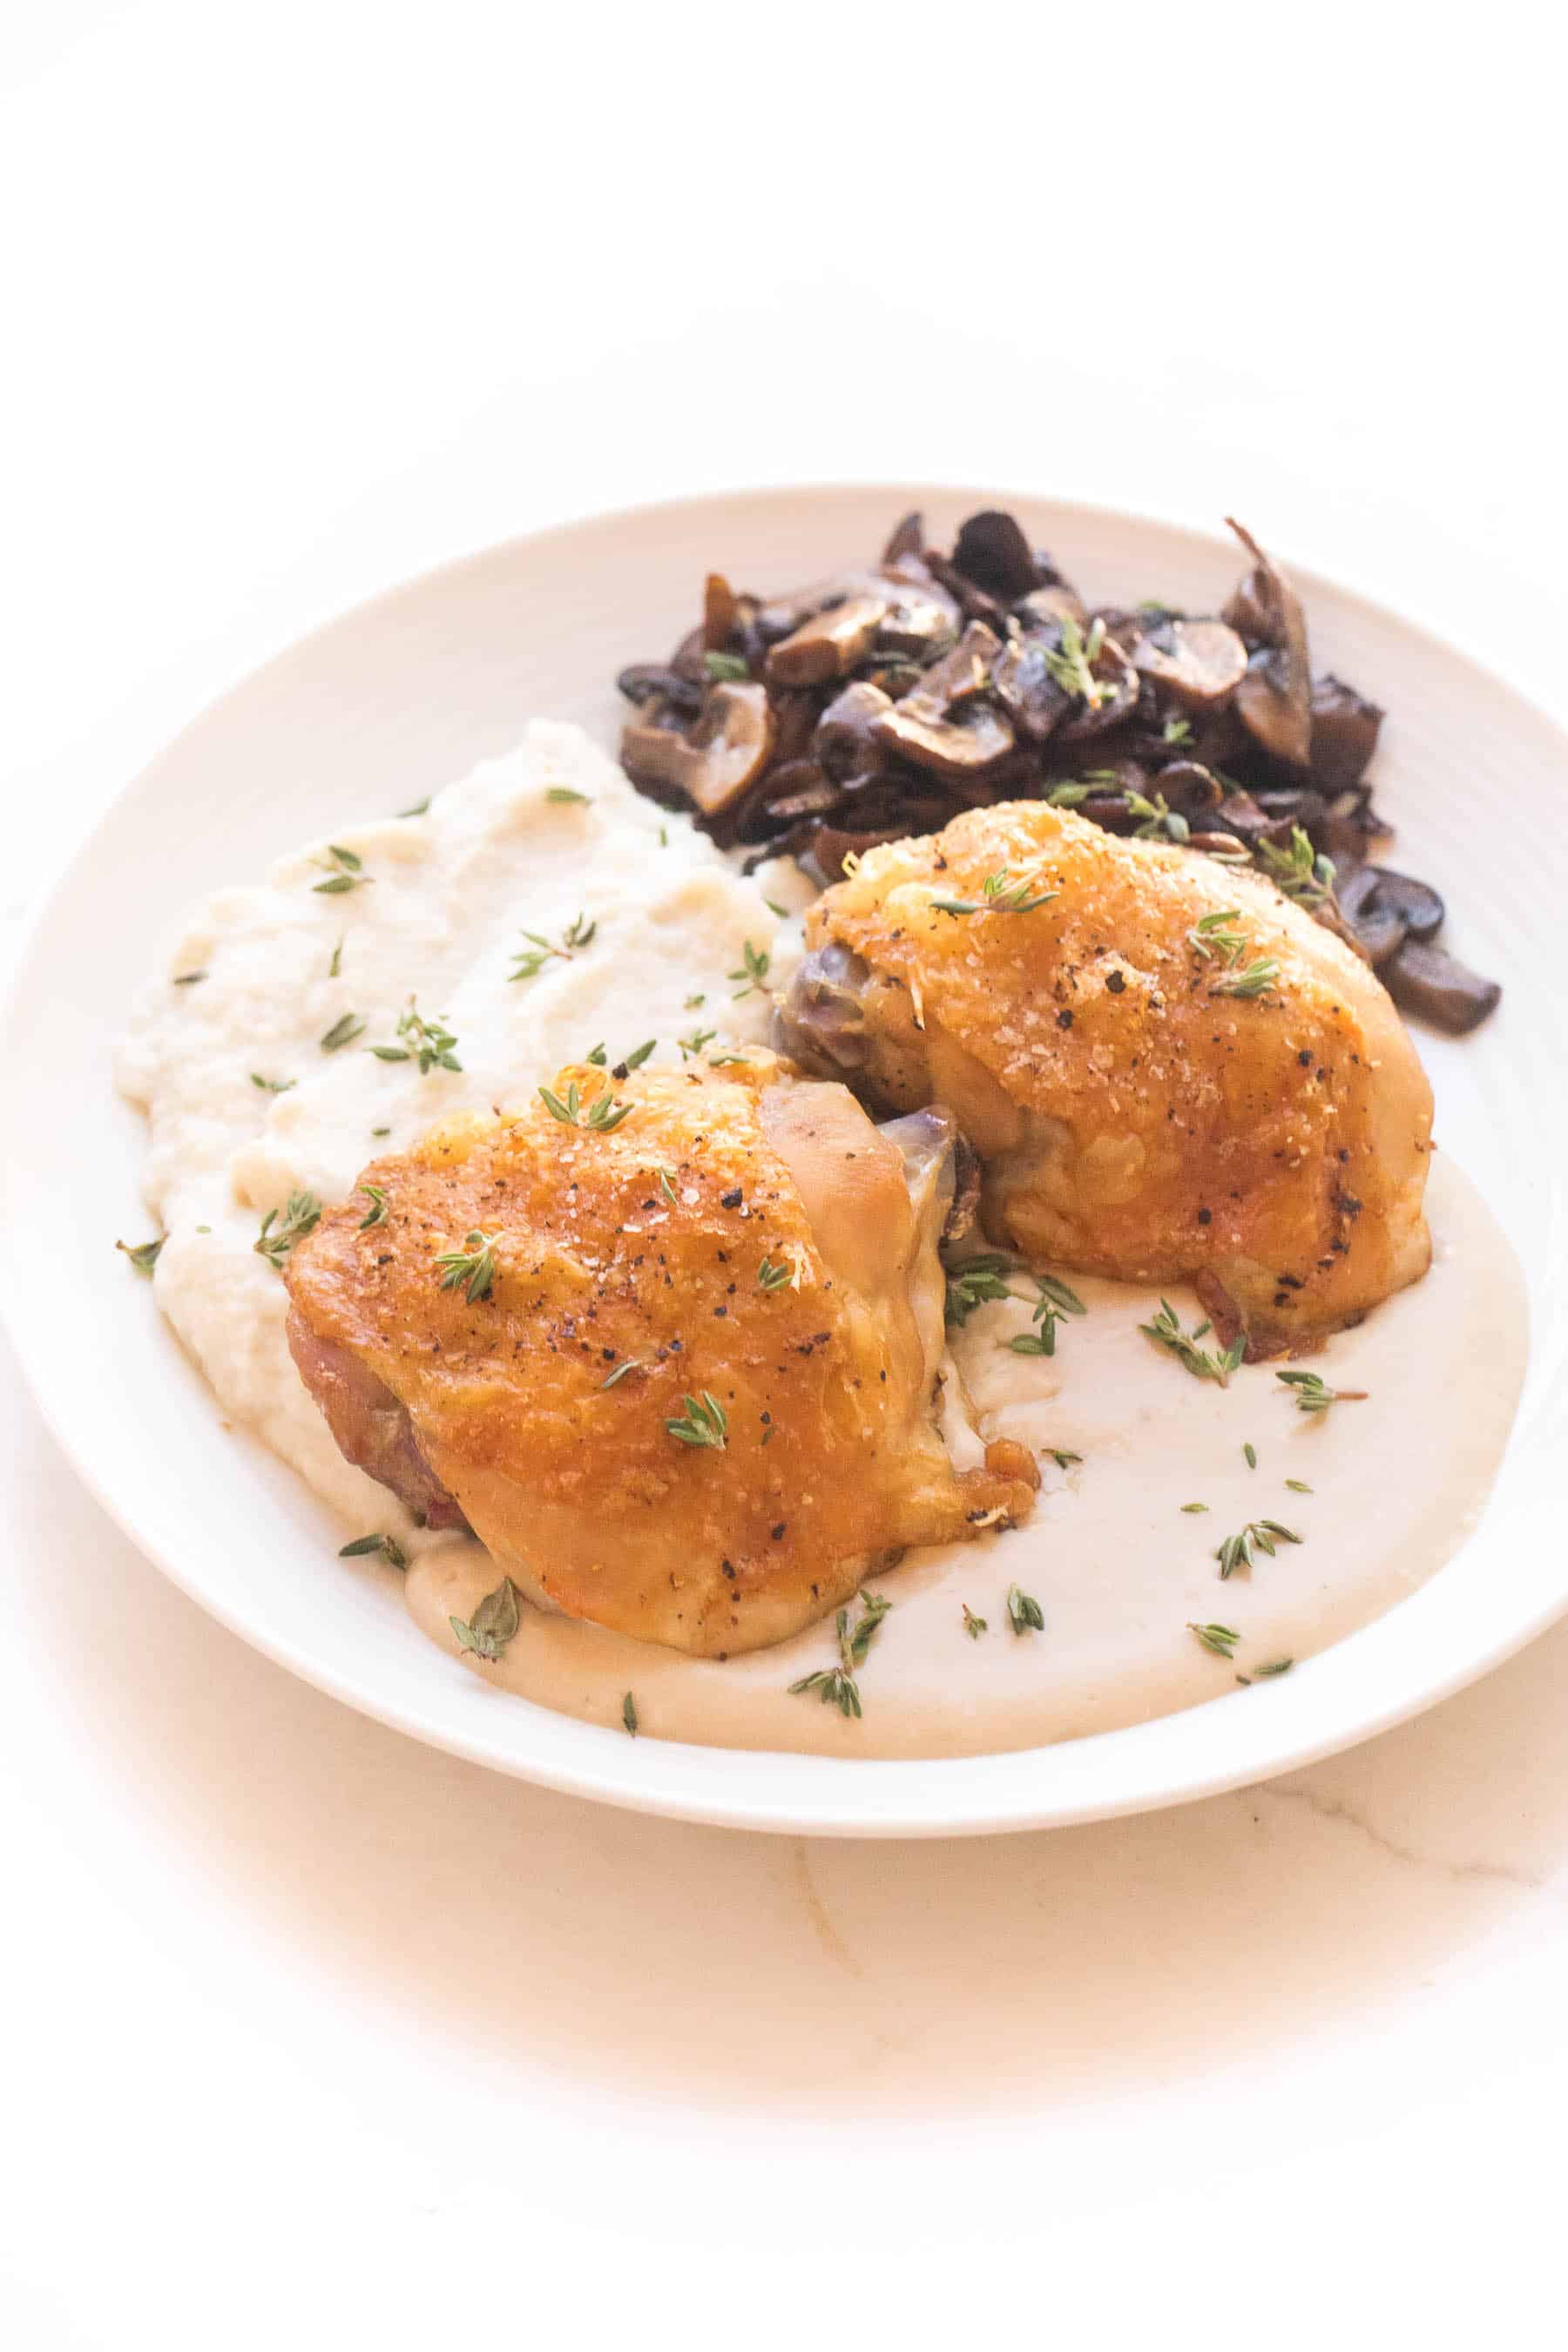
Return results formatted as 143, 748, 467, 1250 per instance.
814, 680, 895, 781
1224, 520, 1313, 766
1370, 868, 1444, 943
1383, 941, 1501, 1034
881, 511, 925, 566
1057, 643, 1140, 743
1132, 618, 1249, 706
703, 572, 739, 652
1017, 584, 1088, 630
1335, 866, 1406, 966
990, 634, 1071, 743
950, 510, 1041, 603
1309, 673, 1384, 790
1154, 760, 1226, 815
874, 698, 1016, 781
766, 591, 889, 686
875, 585, 960, 660
619, 680, 776, 818
616, 662, 703, 713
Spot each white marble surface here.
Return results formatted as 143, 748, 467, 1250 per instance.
3, 7, 1565, 2346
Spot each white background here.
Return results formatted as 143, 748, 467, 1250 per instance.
3, 8, 1565, 2347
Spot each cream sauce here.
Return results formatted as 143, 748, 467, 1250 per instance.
118, 720, 1527, 1760
405, 1152, 1525, 1757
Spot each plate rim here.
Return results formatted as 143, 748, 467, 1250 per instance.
4, 478, 1563, 1838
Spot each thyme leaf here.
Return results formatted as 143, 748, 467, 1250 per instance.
320, 1012, 366, 1053
962, 1603, 988, 1639
1139, 1298, 1246, 1385
117, 1235, 164, 1276
338, 1531, 407, 1569
666, 1391, 728, 1450
253, 1191, 321, 1271
436, 1228, 501, 1302
1006, 1583, 1044, 1636
728, 939, 770, 998
449, 1577, 522, 1661
357, 1183, 389, 1229
1276, 1369, 1369, 1414
622, 1690, 639, 1734
1189, 1620, 1240, 1659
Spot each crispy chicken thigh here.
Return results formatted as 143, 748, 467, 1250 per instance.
776, 803, 1433, 1351
285, 1056, 1035, 1654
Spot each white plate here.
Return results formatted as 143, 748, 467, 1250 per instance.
3, 484, 1564, 1836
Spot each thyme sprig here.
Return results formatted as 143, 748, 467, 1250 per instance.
117, 1235, 164, 1276
666, 1392, 728, 1450
1189, 1621, 1240, 1659
1258, 824, 1337, 910
729, 940, 770, 998
253, 1191, 321, 1271
1043, 613, 1109, 707
679, 1026, 717, 1060
312, 844, 371, 896
1210, 956, 1281, 1001
931, 864, 1057, 918
537, 1078, 633, 1132
510, 913, 597, 982
1276, 1369, 1369, 1414
320, 1012, 366, 1052
1007, 1584, 1044, 1636
339, 1531, 408, 1569
839, 1590, 891, 1671
1139, 1298, 1245, 1385
1125, 788, 1190, 843
1215, 1518, 1304, 1580
1186, 907, 1253, 968
436, 1228, 500, 1302
757, 1255, 793, 1292
370, 998, 462, 1074
962, 1603, 988, 1639
787, 1666, 862, 1719
357, 1184, 389, 1229
449, 1577, 522, 1661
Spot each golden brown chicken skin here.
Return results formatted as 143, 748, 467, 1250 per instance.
284, 1055, 1036, 1655
776, 803, 1433, 1351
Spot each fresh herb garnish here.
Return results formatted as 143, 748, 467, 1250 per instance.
369, 998, 462, 1074
1258, 824, 1336, 910
1215, 1519, 1304, 1580
1006, 1584, 1044, 1636
656, 1167, 679, 1206
1162, 716, 1193, 746
728, 940, 770, 998
1043, 612, 1109, 707
618, 1038, 657, 1072
251, 1071, 295, 1094
545, 786, 592, 805
679, 1026, 717, 1059
839, 1590, 891, 1670
787, 1666, 862, 1719
708, 1051, 752, 1067
398, 796, 431, 819
449, 1577, 522, 1661
329, 936, 344, 977
600, 1358, 643, 1389
932, 864, 1057, 918
1244, 1442, 1258, 1470
1186, 907, 1253, 968
1285, 1477, 1314, 1493
1139, 1298, 1246, 1385
436, 1228, 500, 1302
537, 1078, 633, 1132
1181, 1502, 1210, 1514
585, 1043, 607, 1066
1125, 788, 1190, 843
943, 1252, 1017, 1327
1209, 956, 1281, 1001
338, 1531, 407, 1569
757, 1256, 793, 1292
684, 991, 706, 1009
666, 1392, 728, 1450
1048, 1449, 1083, 1470
1276, 1369, 1369, 1414
704, 651, 749, 683
253, 1190, 321, 1270
510, 913, 597, 982
963, 1603, 988, 1639
1046, 781, 1092, 807
357, 1183, 389, 1229
117, 1234, 164, 1277
1251, 1657, 1294, 1677
312, 844, 371, 896
622, 1690, 639, 1735
320, 1012, 366, 1053
173, 969, 207, 986
1189, 1621, 1240, 1659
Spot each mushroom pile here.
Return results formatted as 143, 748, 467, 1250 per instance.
616, 511, 1499, 1034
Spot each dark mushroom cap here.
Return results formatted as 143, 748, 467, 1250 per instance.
1224, 520, 1313, 766
619, 679, 776, 817
1132, 618, 1249, 706
950, 510, 1042, 603
1384, 940, 1502, 1035
766, 591, 889, 686
1309, 673, 1385, 791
